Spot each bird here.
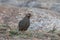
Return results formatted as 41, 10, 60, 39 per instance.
18, 13, 31, 31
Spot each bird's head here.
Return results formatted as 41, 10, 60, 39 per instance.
26, 13, 31, 18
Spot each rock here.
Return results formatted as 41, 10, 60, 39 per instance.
0, 5, 60, 32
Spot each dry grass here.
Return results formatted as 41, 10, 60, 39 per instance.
8, 30, 60, 40
0, 24, 60, 40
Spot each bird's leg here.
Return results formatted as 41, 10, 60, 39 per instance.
18, 30, 30, 35
18, 30, 25, 34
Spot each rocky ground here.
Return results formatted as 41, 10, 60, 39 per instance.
0, 0, 60, 40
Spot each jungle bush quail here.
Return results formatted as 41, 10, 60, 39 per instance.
18, 13, 31, 31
